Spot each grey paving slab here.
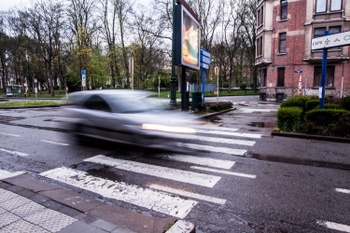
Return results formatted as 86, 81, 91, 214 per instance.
1, 195, 31, 211
0, 219, 50, 233
58, 221, 106, 233
0, 189, 19, 203
24, 208, 77, 232
91, 219, 118, 232
10, 201, 46, 218
0, 212, 21, 228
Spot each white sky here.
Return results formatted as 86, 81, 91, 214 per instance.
0, 0, 30, 11
0, 0, 151, 11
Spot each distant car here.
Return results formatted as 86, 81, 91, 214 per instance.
63, 90, 197, 151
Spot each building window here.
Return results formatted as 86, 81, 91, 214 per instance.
316, 0, 342, 13
281, 0, 288, 20
313, 66, 335, 87
256, 37, 263, 57
316, 0, 327, 13
313, 26, 341, 49
279, 32, 287, 53
277, 67, 285, 87
257, 6, 264, 27
330, 0, 342, 11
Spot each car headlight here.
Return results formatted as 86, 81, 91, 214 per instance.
141, 124, 196, 134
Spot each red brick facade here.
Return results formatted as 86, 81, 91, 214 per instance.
256, 0, 350, 100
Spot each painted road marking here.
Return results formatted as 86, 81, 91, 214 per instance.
41, 140, 69, 146
85, 155, 221, 188
182, 134, 256, 146
0, 169, 25, 180
191, 166, 257, 179
240, 108, 278, 113
180, 143, 247, 156
196, 125, 239, 132
196, 129, 262, 139
317, 220, 350, 233
335, 188, 350, 194
40, 167, 197, 218
162, 154, 235, 169
0, 148, 28, 156
1, 132, 20, 137
149, 184, 226, 205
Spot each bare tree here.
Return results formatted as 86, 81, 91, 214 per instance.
22, 0, 64, 96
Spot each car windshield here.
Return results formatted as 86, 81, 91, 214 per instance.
108, 95, 166, 113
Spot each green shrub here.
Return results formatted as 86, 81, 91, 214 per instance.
203, 102, 233, 112
340, 96, 350, 111
280, 95, 316, 110
277, 107, 303, 132
305, 100, 320, 111
324, 103, 340, 109
305, 109, 349, 126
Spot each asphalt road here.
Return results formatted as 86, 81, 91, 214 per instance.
0, 96, 349, 233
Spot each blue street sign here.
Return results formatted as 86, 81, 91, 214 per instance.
295, 68, 302, 73
81, 70, 86, 76
200, 56, 211, 64
200, 49, 211, 59
201, 63, 209, 69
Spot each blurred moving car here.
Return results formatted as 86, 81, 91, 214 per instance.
63, 90, 198, 151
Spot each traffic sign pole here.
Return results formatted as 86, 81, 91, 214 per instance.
320, 31, 329, 109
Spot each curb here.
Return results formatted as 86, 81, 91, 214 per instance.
271, 131, 350, 144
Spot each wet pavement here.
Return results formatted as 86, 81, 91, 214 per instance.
1, 96, 349, 232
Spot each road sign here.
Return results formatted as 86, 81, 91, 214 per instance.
295, 69, 302, 73
311, 30, 350, 50
81, 70, 86, 88
200, 49, 211, 70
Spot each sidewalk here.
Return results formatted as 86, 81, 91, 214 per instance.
0, 173, 194, 233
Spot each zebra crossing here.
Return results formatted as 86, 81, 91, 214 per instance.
38, 125, 261, 219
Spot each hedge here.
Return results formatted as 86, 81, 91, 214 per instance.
304, 109, 349, 126
277, 107, 303, 132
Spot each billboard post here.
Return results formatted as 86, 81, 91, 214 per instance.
173, 0, 200, 111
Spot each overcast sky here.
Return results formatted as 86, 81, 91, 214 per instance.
0, 0, 152, 11
0, 0, 29, 11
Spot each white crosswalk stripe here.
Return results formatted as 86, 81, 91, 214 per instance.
0, 169, 25, 180
84, 155, 221, 188
40, 167, 197, 219
180, 143, 247, 156
38, 124, 260, 218
196, 129, 262, 139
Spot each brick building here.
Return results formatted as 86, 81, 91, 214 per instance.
256, 0, 350, 100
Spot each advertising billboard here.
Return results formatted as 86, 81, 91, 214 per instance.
174, 4, 200, 70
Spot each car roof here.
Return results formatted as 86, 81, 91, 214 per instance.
67, 90, 153, 103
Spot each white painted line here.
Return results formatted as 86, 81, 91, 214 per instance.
1, 132, 20, 137
191, 166, 257, 179
196, 129, 262, 139
196, 125, 239, 132
181, 143, 247, 156
0, 169, 25, 180
182, 134, 256, 146
150, 184, 226, 205
0, 148, 28, 157
166, 220, 195, 233
41, 140, 69, 146
85, 155, 221, 188
40, 167, 197, 218
240, 108, 278, 113
162, 155, 235, 169
335, 188, 350, 194
317, 220, 350, 233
